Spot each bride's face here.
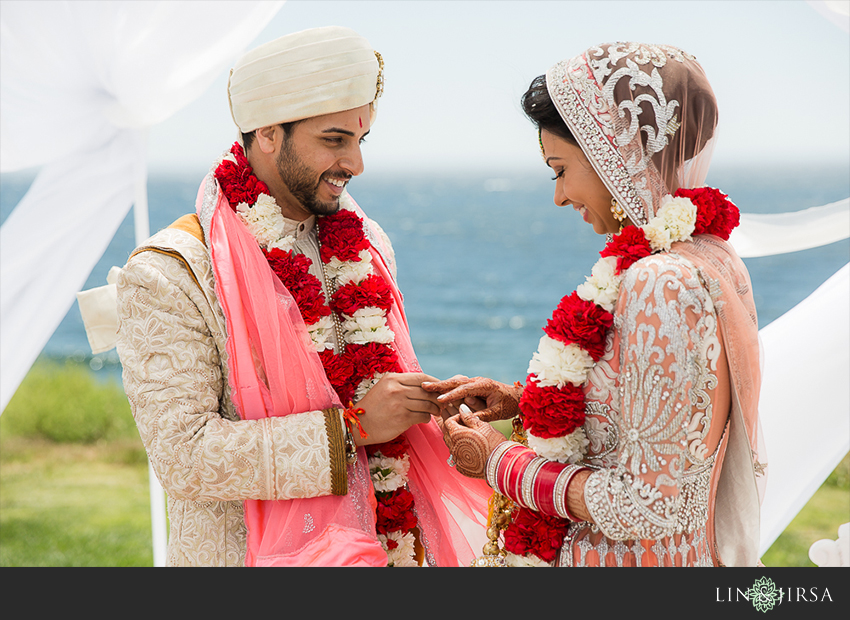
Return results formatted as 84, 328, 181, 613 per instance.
540, 130, 622, 235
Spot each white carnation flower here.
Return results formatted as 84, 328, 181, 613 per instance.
527, 428, 589, 464
379, 531, 418, 567
342, 308, 394, 344
238, 193, 285, 249
268, 235, 297, 253
505, 552, 552, 567
643, 221, 674, 252
307, 315, 335, 352
644, 195, 696, 251
326, 250, 372, 284
527, 336, 594, 388
576, 256, 620, 312
369, 453, 411, 492
344, 313, 386, 331
346, 326, 395, 345
338, 191, 356, 212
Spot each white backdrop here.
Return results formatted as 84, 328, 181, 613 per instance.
0, 0, 286, 412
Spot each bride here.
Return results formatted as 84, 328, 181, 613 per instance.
424, 42, 767, 567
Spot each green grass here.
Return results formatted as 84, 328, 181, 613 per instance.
761, 456, 850, 567
0, 438, 153, 566
1, 360, 847, 566
1, 359, 153, 566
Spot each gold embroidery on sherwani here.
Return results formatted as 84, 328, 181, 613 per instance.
324, 407, 348, 495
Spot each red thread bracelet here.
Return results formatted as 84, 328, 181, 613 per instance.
343, 402, 368, 439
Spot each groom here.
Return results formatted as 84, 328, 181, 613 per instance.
115, 26, 485, 567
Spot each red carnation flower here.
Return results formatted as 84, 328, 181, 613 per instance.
544, 292, 614, 361
320, 350, 356, 403
600, 226, 652, 274
264, 248, 310, 283
369, 436, 409, 460
503, 507, 570, 563
519, 379, 586, 438
331, 274, 395, 316
675, 187, 740, 240
375, 487, 418, 535
318, 210, 371, 262
214, 143, 269, 210
346, 342, 401, 383
264, 249, 330, 324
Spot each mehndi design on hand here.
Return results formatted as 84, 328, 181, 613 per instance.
439, 406, 507, 479
424, 376, 523, 422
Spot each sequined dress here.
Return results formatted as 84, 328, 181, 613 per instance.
558, 246, 726, 566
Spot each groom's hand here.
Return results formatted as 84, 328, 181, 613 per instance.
423, 376, 523, 422
353, 372, 441, 445
421, 375, 486, 418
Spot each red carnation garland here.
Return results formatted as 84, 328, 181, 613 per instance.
213, 143, 421, 566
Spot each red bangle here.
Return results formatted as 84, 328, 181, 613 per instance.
500, 448, 536, 505
531, 461, 564, 517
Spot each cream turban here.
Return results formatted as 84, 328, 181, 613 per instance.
227, 26, 383, 137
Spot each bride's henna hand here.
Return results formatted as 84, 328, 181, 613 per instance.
424, 376, 523, 422
439, 407, 507, 478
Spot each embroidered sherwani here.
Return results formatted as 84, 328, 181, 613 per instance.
559, 248, 724, 566
115, 212, 396, 566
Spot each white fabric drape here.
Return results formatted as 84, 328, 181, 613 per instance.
807, 0, 850, 33
729, 199, 850, 258
755, 264, 850, 555
0, 0, 285, 412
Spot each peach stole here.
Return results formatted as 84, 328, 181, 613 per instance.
672, 235, 765, 567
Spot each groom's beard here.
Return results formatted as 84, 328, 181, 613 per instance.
276, 140, 350, 217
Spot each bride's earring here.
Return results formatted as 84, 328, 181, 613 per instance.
610, 198, 627, 229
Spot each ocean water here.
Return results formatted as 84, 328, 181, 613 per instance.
2, 165, 848, 387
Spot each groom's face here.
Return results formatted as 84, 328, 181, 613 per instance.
276, 105, 372, 218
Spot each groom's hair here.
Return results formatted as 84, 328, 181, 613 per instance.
241, 120, 300, 152
521, 74, 577, 146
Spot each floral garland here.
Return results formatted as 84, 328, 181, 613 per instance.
214, 143, 420, 567
503, 187, 740, 566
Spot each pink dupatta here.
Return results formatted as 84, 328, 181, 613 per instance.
199, 175, 490, 566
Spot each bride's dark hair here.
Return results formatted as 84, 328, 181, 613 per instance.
520, 74, 577, 145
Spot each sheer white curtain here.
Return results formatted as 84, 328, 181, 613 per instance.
729, 203, 850, 555
0, 0, 285, 412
